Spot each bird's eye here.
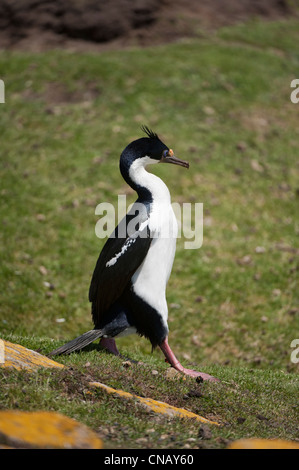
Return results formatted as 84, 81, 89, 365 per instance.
162, 149, 169, 158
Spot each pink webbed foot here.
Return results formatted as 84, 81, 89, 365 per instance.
160, 337, 219, 383
177, 367, 219, 382
99, 337, 120, 356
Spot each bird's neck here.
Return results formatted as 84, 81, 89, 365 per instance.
127, 158, 171, 204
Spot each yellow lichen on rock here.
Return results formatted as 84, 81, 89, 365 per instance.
0, 411, 103, 449
89, 381, 219, 425
228, 438, 299, 449
0, 339, 64, 371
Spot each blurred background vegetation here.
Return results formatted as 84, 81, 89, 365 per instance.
0, 0, 299, 449
1, 0, 298, 370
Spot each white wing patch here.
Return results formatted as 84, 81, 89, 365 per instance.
106, 237, 137, 268
138, 219, 149, 232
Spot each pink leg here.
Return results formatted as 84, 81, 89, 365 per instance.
159, 337, 219, 382
99, 337, 120, 356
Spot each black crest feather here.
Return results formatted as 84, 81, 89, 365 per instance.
141, 125, 159, 140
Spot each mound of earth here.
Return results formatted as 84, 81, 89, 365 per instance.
0, 0, 294, 51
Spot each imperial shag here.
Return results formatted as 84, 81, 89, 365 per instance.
50, 126, 217, 382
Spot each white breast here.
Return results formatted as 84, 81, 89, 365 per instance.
131, 194, 178, 325
128, 157, 179, 324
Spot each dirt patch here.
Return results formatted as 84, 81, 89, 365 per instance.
0, 0, 294, 52
44, 361, 207, 414
22, 80, 101, 107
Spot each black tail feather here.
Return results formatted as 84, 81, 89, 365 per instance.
49, 329, 103, 356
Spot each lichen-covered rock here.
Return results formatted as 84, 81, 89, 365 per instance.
0, 339, 64, 371
228, 438, 299, 449
0, 411, 103, 449
89, 381, 219, 425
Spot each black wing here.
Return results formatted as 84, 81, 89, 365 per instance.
89, 209, 152, 327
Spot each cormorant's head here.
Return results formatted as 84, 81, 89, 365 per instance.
120, 126, 189, 170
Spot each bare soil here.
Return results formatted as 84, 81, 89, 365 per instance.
0, 0, 294, 52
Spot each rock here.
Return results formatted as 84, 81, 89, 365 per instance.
135, 437, 148, 445
191, 335, 201, 346
236, 141, 247, 152
89, 381, 219, 425
198, 424, 212, 440
203, 106, 215, 115
228, 438, 299, 449
255, 246, 266, 254
237, 254, 252, 266
236, 417, 246, 425
44, 281, 55, 290
35, 214, 46, 221
0, 339, 64, 371
250, 160, 264, 173
0, 411, 103, 449
165, 368, 181, 380
122, 361, 132, 368
256, 413, 269, 421
169, 303, 181, 309
39, 265, 48, 275
185, 389, 204, 399
288, 308, 299, 316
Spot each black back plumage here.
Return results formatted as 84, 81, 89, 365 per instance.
89, 210, 152, 327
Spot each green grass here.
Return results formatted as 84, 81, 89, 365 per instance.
0, 18, 299, 448
1, 337, 298, 449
